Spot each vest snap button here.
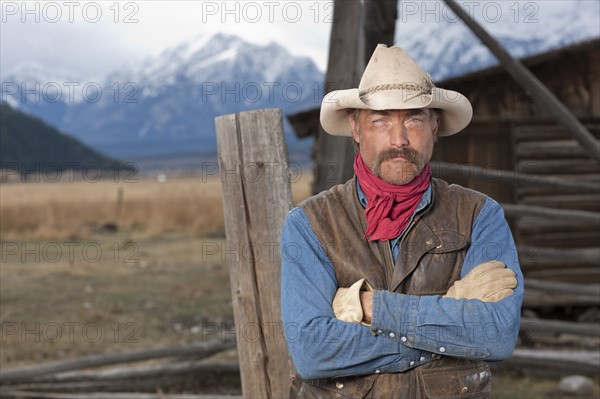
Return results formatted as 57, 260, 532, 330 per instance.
426, 238, 433, 245
461, 386, 468, 394
336, 382, 344, 389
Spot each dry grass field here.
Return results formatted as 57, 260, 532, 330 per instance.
0, 174, 312, 367
0, 173, 313, 240
1, 174, 597, 397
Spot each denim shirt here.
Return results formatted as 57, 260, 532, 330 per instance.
281, 178, 524, 380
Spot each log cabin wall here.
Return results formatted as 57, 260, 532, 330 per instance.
433, 39, 600, 282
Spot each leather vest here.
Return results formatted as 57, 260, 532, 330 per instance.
291, 177, 492, 399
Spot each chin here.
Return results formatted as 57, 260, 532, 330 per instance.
380, 166, 419, 185
388, 177, 416, 185
380, 173, 417, 185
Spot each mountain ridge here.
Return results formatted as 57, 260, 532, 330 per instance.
0, 103, 132, 177
2, 1, 598, 159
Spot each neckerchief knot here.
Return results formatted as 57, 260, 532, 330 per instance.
354, 154, 431, 241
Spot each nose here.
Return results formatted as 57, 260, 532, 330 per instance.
389, 123, 409, 147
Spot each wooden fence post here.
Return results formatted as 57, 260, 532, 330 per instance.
215, 109, 293, 398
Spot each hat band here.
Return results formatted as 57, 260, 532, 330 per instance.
359, 77, 435, 101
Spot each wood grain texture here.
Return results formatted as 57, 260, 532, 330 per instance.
444, 0, 600, 163
216, 109, 293, 398
313, 0, 363, 194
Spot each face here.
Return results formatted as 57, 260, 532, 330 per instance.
350, 108, 439, 185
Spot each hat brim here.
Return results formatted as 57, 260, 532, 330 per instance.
320, 87, 472, 137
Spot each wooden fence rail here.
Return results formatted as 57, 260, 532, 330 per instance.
1, 392, 242, 399
431, 162, 600, 193
519, 246, 600, 268
523, 278, 600, 307
0, 361, 240, 395
520, 317, 600, 337
492, 349, 600, 376
502, 203, 600, 224
0, 341, 235, 384
525, 278, 600, 296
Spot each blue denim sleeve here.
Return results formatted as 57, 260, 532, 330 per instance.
281, 207, 438, 379
370, 197, 524, 361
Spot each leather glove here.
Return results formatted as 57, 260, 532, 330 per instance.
332, 278, 373, 325
444, 260, 517, 302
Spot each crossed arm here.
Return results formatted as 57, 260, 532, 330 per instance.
354, 259, 517, 324
281, 198, 524, 380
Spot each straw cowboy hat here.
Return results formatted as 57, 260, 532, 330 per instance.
320, 44, 473, 137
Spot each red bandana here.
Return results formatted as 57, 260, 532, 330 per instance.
354, 153, 431, 241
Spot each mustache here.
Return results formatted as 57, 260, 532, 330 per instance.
373, 147, 421, 168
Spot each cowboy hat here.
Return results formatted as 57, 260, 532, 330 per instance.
320, 44, 473, 137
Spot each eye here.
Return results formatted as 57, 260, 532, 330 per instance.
406, 117, 425, 127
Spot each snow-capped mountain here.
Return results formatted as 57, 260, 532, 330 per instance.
395, 0, 600, 79
2, 0, 598, 159
2, 33, 324, 158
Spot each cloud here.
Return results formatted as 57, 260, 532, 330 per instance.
1, 1, 332, 81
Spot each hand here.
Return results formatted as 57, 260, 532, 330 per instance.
360, 291, 373, 324
444, 260, 517, 302
332, 278, 373, 325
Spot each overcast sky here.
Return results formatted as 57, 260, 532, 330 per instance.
1, 1, 333, 80
2, 1, 599, 81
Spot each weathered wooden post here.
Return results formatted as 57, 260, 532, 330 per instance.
312, 0, 364, 194
215, 108, 293, 398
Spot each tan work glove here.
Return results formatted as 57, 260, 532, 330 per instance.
332, 278, 373, 325
444, 260, 517, 302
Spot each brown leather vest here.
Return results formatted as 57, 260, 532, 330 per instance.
291, 177, 492, 399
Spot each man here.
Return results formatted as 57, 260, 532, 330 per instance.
281, 45, 523, 398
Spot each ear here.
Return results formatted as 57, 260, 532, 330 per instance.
349, 114, 360, 143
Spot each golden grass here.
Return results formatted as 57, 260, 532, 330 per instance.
0, 172, 313, 368
0, 174, 313, 240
